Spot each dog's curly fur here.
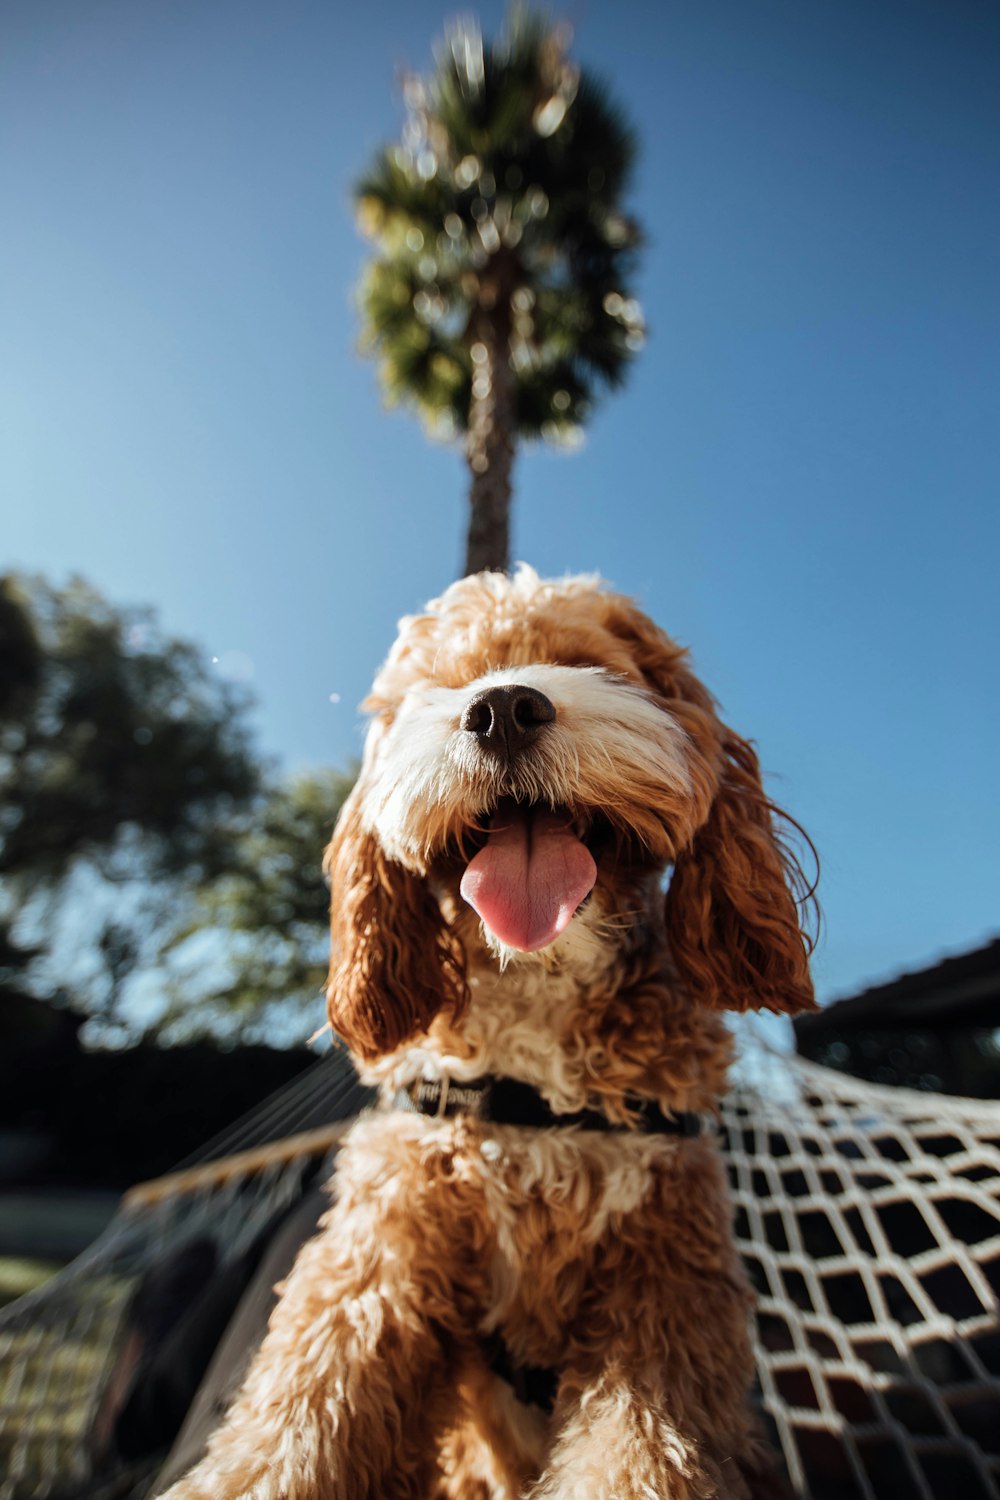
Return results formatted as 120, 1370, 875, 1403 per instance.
160, 567, 817, 1500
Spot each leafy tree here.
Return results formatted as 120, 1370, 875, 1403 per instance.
0, 575, 261, 884
155, 768, 354, 1045
355, 9, 645, 575
1, 575, 359, 1046
0, 576, 41, 718
0, 574, 262, 1022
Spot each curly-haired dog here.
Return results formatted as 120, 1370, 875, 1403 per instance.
160, 567, 817, 1500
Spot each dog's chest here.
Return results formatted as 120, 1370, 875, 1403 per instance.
468, 1124, 676, 1362
337, 1109, 723, 1391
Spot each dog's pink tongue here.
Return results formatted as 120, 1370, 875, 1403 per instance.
460, 809, 597, 952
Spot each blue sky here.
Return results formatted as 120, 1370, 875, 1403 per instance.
2, 0, 998, 1007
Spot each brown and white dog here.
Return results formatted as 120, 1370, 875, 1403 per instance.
161, 567, 817, 1500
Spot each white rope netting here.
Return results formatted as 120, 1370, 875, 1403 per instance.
0, 1032, 997, 1499
0, 1056, 369, 1500
726, 1025, 1000, 1500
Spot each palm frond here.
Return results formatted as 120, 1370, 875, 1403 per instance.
353, 8, 645, 450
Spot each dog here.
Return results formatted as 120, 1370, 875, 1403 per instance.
160, 566, 817, 1500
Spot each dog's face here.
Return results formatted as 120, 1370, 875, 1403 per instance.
326, 568, 817, 1060
357, 576, 715, 954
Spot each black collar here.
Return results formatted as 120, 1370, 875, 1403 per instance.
392, 1074, 704, 1137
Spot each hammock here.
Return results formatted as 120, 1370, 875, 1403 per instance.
0, 1054, 371, 1500
723, 1031, 1000, 1500
1, 1026, 997, 1500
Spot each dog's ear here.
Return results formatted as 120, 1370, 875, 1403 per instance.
324, 784, 467, 1061
664, 727, 818, 1015
601, 596, 817, 1015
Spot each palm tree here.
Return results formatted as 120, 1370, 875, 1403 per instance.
354, 10, 645, 576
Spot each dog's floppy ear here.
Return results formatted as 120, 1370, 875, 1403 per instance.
602, 594, 817, 1016
324, 784, 467, 1061
664, 727, 818, 1015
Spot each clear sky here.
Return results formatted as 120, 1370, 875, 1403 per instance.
2, 0, 997, 1007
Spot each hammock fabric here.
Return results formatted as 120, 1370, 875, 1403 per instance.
0, 1026, 997, 1500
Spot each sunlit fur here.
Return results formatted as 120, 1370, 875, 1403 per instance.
160, 567, 816, 1500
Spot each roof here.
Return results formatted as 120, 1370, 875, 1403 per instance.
794, 937, 1000, 1037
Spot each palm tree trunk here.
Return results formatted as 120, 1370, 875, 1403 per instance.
463, 288, 515, 576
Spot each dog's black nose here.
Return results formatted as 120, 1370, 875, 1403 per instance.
460, 684, 556, 757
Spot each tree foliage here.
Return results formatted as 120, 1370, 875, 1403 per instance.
0, 575, 260, 890
156, 768, 353, 1045
355, 9, 645, 573
0, 573, 261, 1020
1, 573, 353, 1045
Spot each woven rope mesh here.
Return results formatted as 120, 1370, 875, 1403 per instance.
1, 1029, 997, 1499
0, 1055, 370, 1500
727, 1024, 1000, 1500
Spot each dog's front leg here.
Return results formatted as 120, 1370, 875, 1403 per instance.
525, 1359, 728, 1500
157, 1173, 460, 1500
527, 1279, 762, 1500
